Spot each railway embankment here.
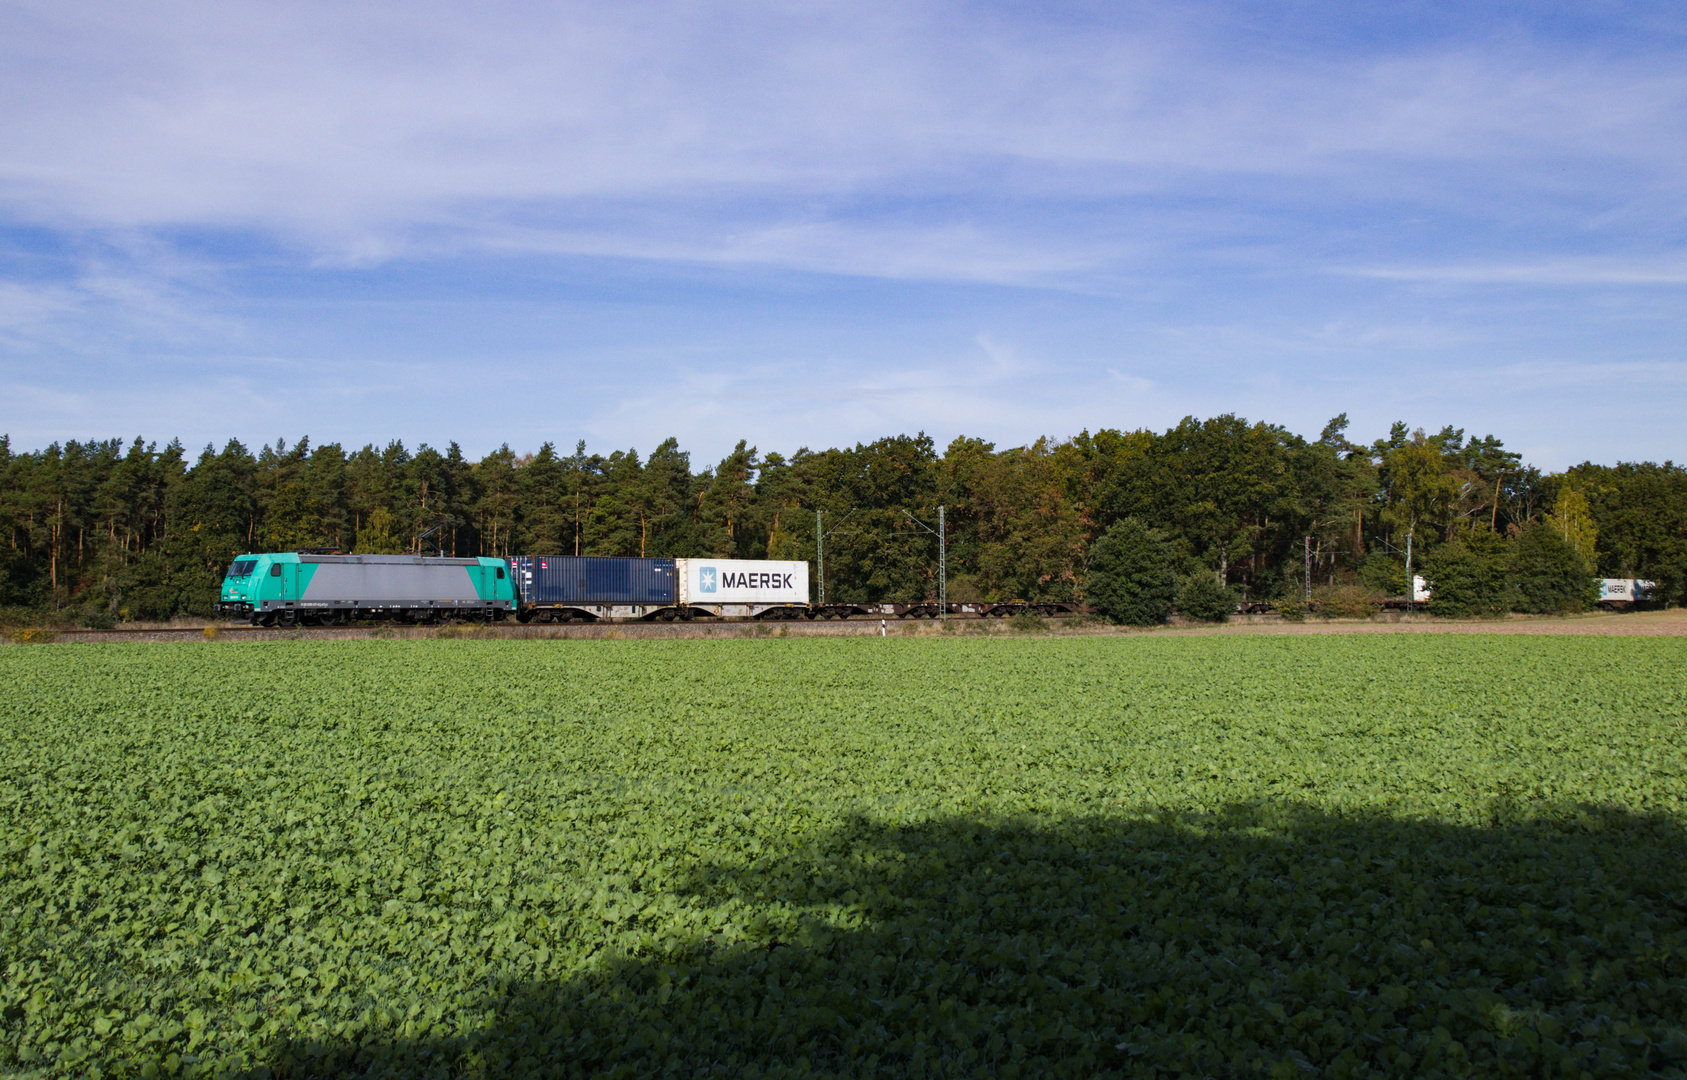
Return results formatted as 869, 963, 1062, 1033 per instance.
7, 606, 1682, 643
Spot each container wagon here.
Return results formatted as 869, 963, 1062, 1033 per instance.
511, 556, 810, 622
215, 552, 514, 626
510, 556, 679, 622
508, 555, 1080, 622
1597, 578, 1656, 608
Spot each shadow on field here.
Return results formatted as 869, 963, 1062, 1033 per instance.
248, 803, 1687, 1079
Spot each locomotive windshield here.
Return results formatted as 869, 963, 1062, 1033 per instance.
225, 559, 258, 579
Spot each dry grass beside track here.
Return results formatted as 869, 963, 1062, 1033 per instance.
13, 605, 1683, 643
1158, 606, 1687, 637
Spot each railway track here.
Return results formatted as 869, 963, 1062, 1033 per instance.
15, 609, 1088, 643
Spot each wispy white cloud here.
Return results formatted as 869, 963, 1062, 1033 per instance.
1489, 358, 1687, 386
0, 249, 243, 358
2, 0, 1684, 278
1334, 261, 1687, 286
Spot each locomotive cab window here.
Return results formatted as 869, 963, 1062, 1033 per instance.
226, 560, 258, 579
496, 567, 505, 579
270, 564, 282, 577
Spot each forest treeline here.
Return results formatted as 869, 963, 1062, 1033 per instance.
2, 414, 1683, 623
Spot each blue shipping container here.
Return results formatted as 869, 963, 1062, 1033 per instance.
512, 557, 677, 604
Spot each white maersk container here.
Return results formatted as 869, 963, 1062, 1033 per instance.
676, 558, 809, 617
1598, 579, 1655, 604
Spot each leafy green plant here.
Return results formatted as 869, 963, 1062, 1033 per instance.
1175, 572, 1236, 622
1006, 611, 1048, 632
1423, 528, 1510, 617
79, 608, 116, 630
1357, 553, 1407, 596
1311, 583, 1384, 618
1085, 519, 1177, 625
2, 636, 1685, 1077
1273, 594, 1309, 621
1509, 522, 1599, 614
943, 574, 985, 604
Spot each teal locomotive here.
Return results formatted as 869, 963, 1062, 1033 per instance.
215, 552, 515, 626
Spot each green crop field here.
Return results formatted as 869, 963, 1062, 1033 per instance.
2, 636, 1685, 1079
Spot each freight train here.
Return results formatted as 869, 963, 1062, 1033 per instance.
215, 552, 1080, 624
216, 551, 1657, 626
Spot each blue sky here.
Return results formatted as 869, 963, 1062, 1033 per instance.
2, 0, 1684, 470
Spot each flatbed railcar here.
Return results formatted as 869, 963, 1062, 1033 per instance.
512, 597, 1084, 623
806, 600, 1082, 620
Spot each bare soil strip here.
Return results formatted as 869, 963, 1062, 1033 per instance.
11, 607, 1682, 642
1155, 607, 1687, 637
